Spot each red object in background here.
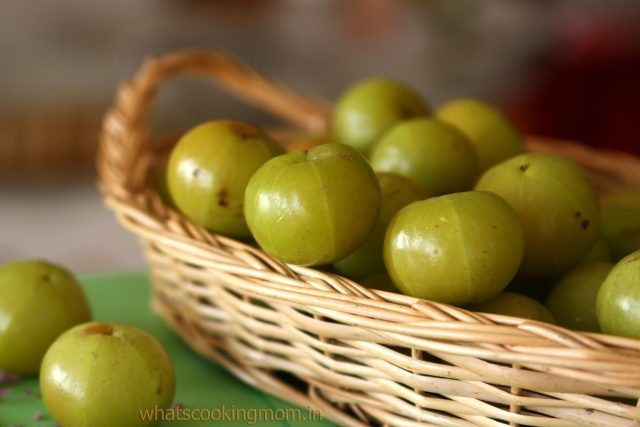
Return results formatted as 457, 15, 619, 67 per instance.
505, 15, 640, 156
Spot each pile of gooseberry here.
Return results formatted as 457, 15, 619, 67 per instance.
163, 77, 640, 341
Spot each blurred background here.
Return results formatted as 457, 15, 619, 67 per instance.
2, 0, 639, 273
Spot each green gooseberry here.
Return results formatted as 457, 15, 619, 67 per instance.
244, 143, 381, 266
369, 117, 479, 196
384, 191, 525, 305
546, 261, 613, 332
167, 120, 284, 239
475, 153, 600, 278
333, 78, 430, 154
436, 98, 524, 172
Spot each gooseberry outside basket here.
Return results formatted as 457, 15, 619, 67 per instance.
98, 50, 640, 427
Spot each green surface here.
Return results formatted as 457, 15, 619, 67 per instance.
1, 273, 336, 427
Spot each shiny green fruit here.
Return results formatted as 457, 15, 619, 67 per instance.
436, 98, 524, 171
333, 78, 430, 154
468, 292, 555, 323
475, 153, 600, 278
41, 322, 175, 427
601, 188, 640, 260
334, 173, 426, 279
546, 262, 613, 332
167, 120, 284, 238
384, 191, 524, 305
244, 143, 381, 266
596, 251, 640, 339
369, 118, 479, 196
0, 260, 92, 375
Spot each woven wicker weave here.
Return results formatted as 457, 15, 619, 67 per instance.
98, 49, 640, 427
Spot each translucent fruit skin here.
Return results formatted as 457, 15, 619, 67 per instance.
40, 322, 176, 427
475, 153, 600, 279
334, 173, 426, 279
0, 260, 92, 375
546, 261, 613, 332
436, 98, 524, 172
596, 251, 640, 339
333, 78, 430, 154
167, 120, 284, 239
601, 189, 640, 261
369, 118, 479, 196
468, 292, 555, 324
244, 143, 381, 266
384, 191, 525, 305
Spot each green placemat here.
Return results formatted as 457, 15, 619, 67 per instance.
1, 273, 337, 427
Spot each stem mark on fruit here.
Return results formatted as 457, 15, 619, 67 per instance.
192, 168, 201, 178
217, 188, 229, 207
581, 219, 590, 230
519, 164, 529, 172
84, 324, 114, 336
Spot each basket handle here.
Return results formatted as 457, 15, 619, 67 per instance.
98, 49, 332, 194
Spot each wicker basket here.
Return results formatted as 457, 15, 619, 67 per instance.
98, 49, 640, 427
